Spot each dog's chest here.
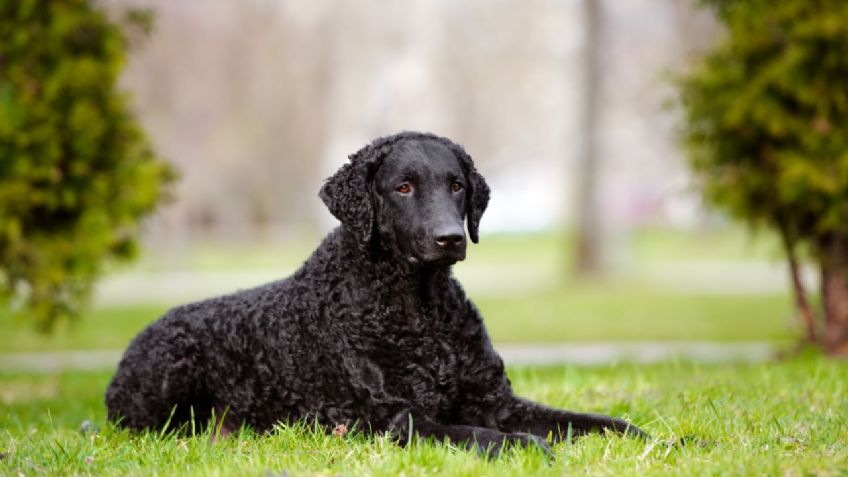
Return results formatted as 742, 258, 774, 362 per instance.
364, 305, 461, 415
387, 332, 459, 414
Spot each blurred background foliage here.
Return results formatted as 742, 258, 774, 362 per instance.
1, 0, 846, 353
0, 0, 173, 331
679, 0, 848, 353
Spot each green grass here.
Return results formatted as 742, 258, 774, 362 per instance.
2, 357, 847, 476
479, 288, 796, 343
0, 226, 798, 353
0, 289, 794, 353
624, 226, 780, 263
0, 227, 824, 474
0, 306, 169, 353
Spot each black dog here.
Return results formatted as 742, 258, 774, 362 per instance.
106, 131, 646, 454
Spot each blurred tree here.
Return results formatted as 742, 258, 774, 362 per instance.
575, 0, 602, 276
122, 1, 332, 240
679, 0, 848, 354
0, 0, 174, 331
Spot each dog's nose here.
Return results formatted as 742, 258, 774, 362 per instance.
434, 226, 465, 248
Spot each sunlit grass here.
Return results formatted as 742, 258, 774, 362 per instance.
0, 227, 796, 353
0, 288, 794, 354
479, 287, 795, 343
2, 357, 847, 476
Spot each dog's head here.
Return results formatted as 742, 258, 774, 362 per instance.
320, 132, 490, 266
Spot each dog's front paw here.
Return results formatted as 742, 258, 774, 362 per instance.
471, 431, 555, 460
513, 433, 555, 459
610, 418, 650, 439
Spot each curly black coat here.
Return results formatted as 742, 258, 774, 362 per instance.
105, 132, 645, 454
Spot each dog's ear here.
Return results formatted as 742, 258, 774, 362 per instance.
466, 167, 490, 243
319, 146, 380, 245
452, 145, 490, 244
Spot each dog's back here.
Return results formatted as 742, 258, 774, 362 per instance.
110, 237, 322, 428
105, 226, 421, 432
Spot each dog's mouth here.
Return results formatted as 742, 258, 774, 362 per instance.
408, 248, 466, 267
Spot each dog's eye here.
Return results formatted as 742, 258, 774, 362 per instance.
397, 183, 412, 194
451, 182, 464, 193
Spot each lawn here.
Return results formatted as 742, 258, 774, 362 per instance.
2, 357, 847, 476
0, 290, 795, 353
0, 228, 840, 475
0, 227, 798, 352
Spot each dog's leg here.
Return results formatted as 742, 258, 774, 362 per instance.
209, 405, 236, 443
453, 308, 648, 442
389, 413, 553, 458
494, 396, 649, 441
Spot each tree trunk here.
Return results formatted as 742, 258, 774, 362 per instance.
776, 219, 818, 343
788, 247, 819, 343
575, 0, 602, 276
820, 233, 848, 355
